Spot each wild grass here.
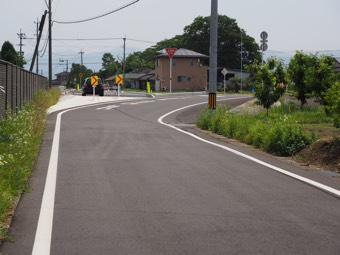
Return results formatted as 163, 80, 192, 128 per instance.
196, 102, 334, 157
0, 87, 60, 240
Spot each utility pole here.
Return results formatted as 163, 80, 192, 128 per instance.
35, 18, 39, 74
59, 59, 69, 72
79, 50, 84, 66
17, 29, 26, 57
48, 0, 52, 87
30, 11, 47, 73
79, 50, 84, 85
123, 37, 126, 88
208, 0, 218, 109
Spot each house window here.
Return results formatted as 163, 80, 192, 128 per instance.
190, 59, 194, 66
178, 76, 187, 82
172, 60, 176, 66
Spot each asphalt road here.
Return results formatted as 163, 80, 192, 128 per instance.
1, 94, 340, 255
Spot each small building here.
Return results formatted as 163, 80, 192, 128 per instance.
105, 68, 155, 90
155, 48, 209, 92
54, 71, 70, 85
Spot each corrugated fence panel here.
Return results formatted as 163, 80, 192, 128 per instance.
0, 62, 6, 119
0, 60, 48, 120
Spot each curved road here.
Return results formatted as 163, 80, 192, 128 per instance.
1, 94, 340, 255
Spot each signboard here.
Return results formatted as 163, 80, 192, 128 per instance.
116, 74, 123, 85
79, 72, 83, 78
166, 48, 177, 59
260, 31, 268, 52
221, 68, 228, 76
91, 75, 98, 86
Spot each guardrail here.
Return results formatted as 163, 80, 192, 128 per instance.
0, 60, 48, 120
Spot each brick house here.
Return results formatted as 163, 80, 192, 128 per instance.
54, 71, 70, 85
155, 48, 208, 92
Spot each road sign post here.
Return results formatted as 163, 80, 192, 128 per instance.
116, 74, 123, 98
166, 48, 177, 93
91, 75, 98, 98
260, 31, 268, 62
221, 68, 228, 94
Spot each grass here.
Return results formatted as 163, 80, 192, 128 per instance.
197, 101, 338, 157
0, 87, 60, 240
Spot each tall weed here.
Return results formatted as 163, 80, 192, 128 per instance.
0, 87, 60, 239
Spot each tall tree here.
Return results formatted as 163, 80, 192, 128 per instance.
100, 53, 121, 78
287, 51, 310, 108
0, 41, 26, 67
69, 63, 92, 86
117, 15, 261, 72
182, 15, 261, 69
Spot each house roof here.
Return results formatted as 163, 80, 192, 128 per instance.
156, 48, 209, 59
105, 68, 155, 82
334, 57, 340, 64
55, 71, 70, 76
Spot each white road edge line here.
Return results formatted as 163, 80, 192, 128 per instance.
32, 103, 108, 255
32, 109, 62, 255
157, 100, 340, 198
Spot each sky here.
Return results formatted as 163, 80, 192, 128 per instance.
1, 0, 339, 76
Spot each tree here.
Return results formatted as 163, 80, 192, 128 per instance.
246, 57, 287, 115
69, 63, 93, 87
288, 51, 336, 107
0, 41, 26, 67
117, 15, 261, 73
323, 81, 340, 128
305, 54, 335, 105
100, 53, 121, 79
287, 51, 310, 108
182, 15, 261, 69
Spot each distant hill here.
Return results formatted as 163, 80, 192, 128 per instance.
264, 50, 340, 66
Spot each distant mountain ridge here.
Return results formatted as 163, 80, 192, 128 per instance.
264, 50, 340, 65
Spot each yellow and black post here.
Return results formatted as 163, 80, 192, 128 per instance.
208, 93, 217, 109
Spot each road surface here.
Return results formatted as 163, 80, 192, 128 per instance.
1, 94, 339, 255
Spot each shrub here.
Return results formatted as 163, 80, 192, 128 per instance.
263, 123, 314, 156
323, 81, 340, 128
197, 104, 316, 156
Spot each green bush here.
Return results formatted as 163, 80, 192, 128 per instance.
197, 104, 315, 156
263, 123, 313, 156
196, 108, 213, 130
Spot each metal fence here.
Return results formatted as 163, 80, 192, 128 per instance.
0, 60, 48, 120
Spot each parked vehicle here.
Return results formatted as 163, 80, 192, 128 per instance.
82, 77, 104, 96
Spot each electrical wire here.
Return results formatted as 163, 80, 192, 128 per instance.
39, 31, 49, 57
52, 37, 123, 41
54, 0, 139, 24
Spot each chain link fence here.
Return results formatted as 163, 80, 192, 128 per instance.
0, 60, 48, 120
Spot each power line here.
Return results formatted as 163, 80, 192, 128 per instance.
54, 0, 139, 24
25, 37, 156, 44
52, 37, 123, 41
